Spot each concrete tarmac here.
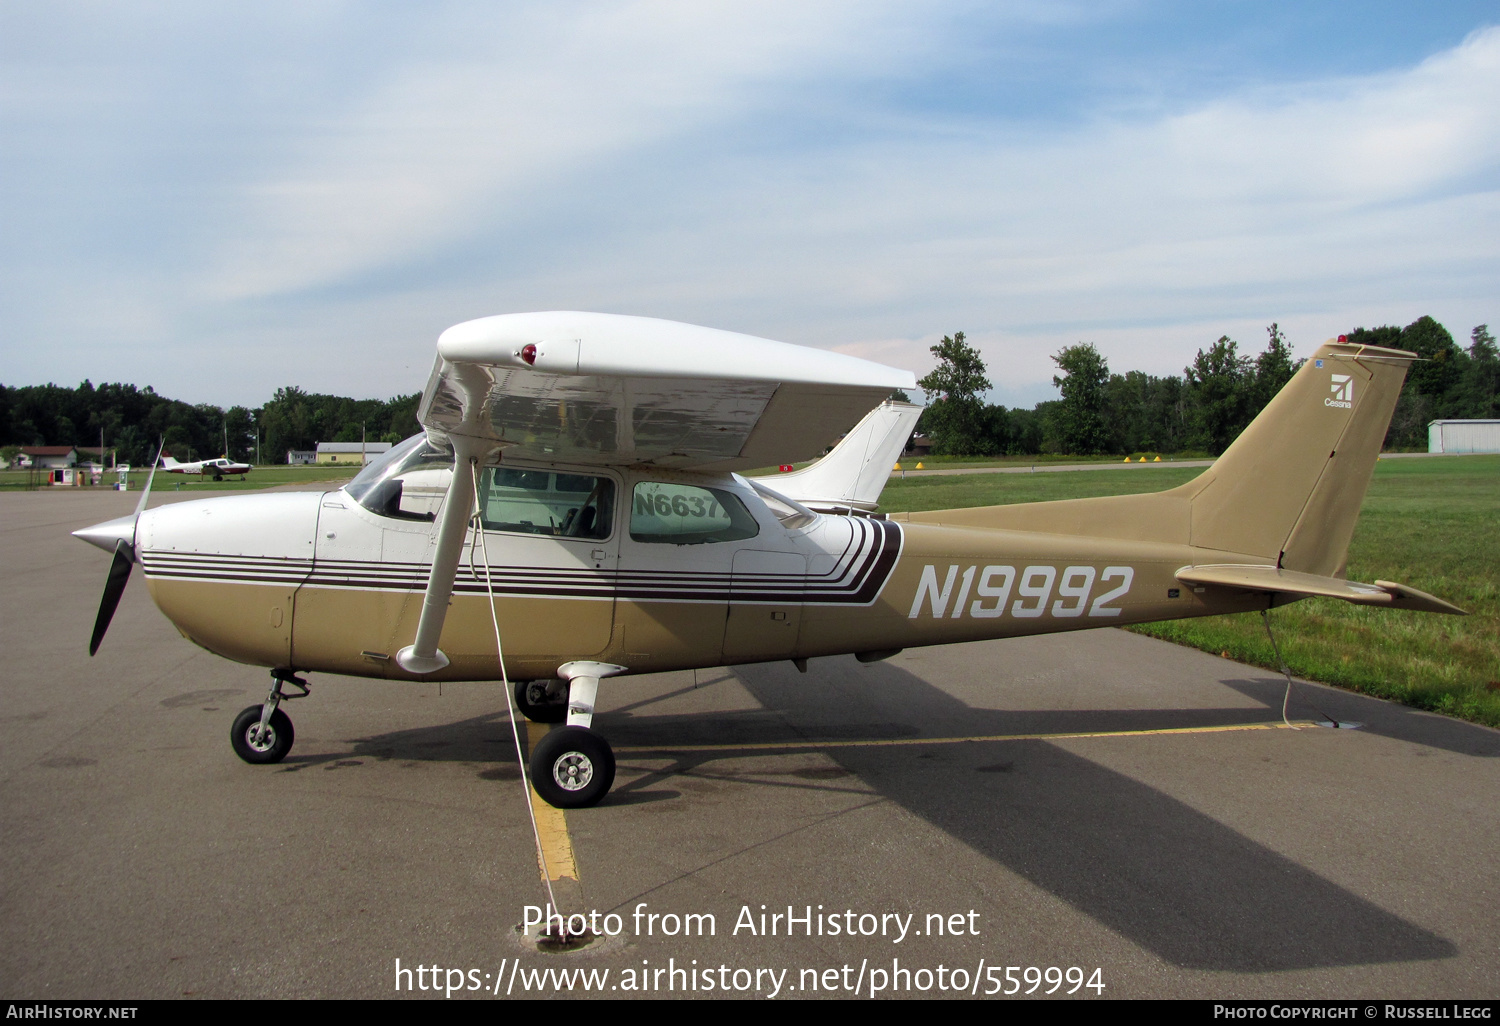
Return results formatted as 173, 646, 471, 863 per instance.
2, 487, 1497, 1000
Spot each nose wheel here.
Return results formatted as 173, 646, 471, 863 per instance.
231, 705, 294, 763
528, 726, 615, 808
230, 670, 309, 765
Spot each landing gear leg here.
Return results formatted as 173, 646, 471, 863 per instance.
526, 661, 625, 809
230, 669, 309, 765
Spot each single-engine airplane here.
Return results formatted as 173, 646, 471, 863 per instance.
161, 454, 253, 481
74, 312, 1463, 808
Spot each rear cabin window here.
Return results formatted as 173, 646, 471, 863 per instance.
629, 482, 759, 544
479, 468, 614, 539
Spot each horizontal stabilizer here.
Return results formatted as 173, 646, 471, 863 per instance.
755, 400, 921, 512
1175, 564, 1466, 615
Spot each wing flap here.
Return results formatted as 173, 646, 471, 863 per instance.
1175, 564, 1466, 615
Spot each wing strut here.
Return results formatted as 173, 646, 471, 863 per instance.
396, 434, 489, 673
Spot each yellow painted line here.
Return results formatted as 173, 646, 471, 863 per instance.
615, 720, 1314, 755
525, 720, 579, 884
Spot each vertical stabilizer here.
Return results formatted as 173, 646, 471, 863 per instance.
754, 400, 921, 511
1186, 341, 1414, 574
905, 339, 1414, 583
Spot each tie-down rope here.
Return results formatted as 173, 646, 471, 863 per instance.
466, 459, 567, 938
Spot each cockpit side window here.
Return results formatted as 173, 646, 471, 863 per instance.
478, 468, 614, 539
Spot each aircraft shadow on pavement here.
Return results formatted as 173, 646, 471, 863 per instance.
303, 658, 1463, 973
625, 658, 1459, 974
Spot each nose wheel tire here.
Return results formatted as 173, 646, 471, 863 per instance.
514, 679, 567, 723
230, 705, 295, 764
528, 726, 615, 808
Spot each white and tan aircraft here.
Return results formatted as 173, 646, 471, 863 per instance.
161, 454, 253, 480
74, 312, 1462, 808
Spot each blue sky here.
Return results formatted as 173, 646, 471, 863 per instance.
3, 2, 1497, 409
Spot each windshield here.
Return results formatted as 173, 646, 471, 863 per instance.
346, 433, 454, 522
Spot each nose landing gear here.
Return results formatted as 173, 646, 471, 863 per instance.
230, 669, 309, 765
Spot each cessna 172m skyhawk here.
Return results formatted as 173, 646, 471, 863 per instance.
74, 312, 1463, 808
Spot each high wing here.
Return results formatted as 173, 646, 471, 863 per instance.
417, 311, 914, 471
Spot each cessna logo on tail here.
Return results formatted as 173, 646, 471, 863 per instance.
1326, 374, 1353, 409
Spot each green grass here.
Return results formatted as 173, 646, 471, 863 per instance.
753, 452, 1212, 475
880, 455, 1500, 729
0, 465, 360, 492
881, 464, 1203, 511
891, 451, 1213, 469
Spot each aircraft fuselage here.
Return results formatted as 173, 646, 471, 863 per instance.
134, 461, 1270, 683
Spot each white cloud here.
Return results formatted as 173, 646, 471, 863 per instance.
512, 24, 1500, 399
2, 9, 1496, 408
201, 2, 922, 301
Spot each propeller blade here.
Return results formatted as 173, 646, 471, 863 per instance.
132, 438, 164, 533
89, 539, 134, 656
85, 440, 163, 654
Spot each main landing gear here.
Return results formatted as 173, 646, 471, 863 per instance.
515, 662, 626, 809
230, 669, 309, 764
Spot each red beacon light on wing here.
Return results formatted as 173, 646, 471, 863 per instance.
520, 343, 538, 365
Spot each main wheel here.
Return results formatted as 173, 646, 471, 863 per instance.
514, 679, 567, 723
230, 705, 295, 764
529, 727, 615, 808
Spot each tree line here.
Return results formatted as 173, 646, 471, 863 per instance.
0, 381, 420, 466
916, 316, 1497, 456
4, 314, 1494, 465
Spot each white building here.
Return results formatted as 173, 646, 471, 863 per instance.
1428, 420, 1500, 454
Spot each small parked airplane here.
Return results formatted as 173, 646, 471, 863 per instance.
74, 312, 1462, 808
161, 454, 253, 480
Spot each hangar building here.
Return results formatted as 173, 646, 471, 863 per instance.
315, 441, 393, 465
1428, 420, 1500, 454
